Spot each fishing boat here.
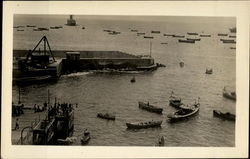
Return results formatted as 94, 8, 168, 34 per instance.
151, 31, 160, 34
167, 99, 200, 123
155, 136, 165, 146
200, 34, 211, 37
57, 137, 77, 145
218, 33, 228, 36
169, 92, 183, 108
138, 101, 163, 114
130, 76, 136, 83
213, 110, 235, 121
173, 35, 185, 38
126, 120, 162, 129
144, 36, 154, 39
222, 87, 236, 101
187, 38, 201, 41
205, 68, 213, 74
97, 113, 115, 120
178, 39, 195, 43
81, 129, 91, 145
187, 32, 198, 35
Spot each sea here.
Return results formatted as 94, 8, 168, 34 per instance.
12, 15, 236, 146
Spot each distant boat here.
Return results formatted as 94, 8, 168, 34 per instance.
205, 68, 213, 74
81, 129, 91, 145
137, 32, 146, 35
144, 36, 154, 39
229, 35, 236, 38
173, 35, 185, 38
17, 29, 24, 31
151, 31, 160, 34
33, 28, 42, 31
103, 29, 112, 32
229, 27, 236, 33
138, 101, 163, 114
26, 25, 36, 27
178, 39, 195, 43
126, 120, 162, 129
50, 26, 59, 29
200, 34, 211, 37
37, 27, 49, 31
187, 38, 201, 41
66, 15, 76, 26
230, 47, 236, 50
221, 39, 236, 44
131, 29, 138, 32
179, 61, 184, 67
213, 110, 235, 121
160, 42, 168, 45
163, 34, 175, 37
223, 87, 236, 101
218, 33, 228, 36
97, 113, 115, 120
130, 76, 136, 83
167, 100, 200, 123
187, 32, 198, 35
82, 27, 85, 29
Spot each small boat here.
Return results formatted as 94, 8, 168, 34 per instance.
144, 36, 154, 39
187, 32, 198, 35
160, 42, 168, 45
223, 87, 236, 101
200, 34, 211, 37
57, 137, 77, 145
230, 47, 236, 50
229, 35, 236, 38
137, 32, 145, 35
218, 33, 228, 36
82, 27, 85, 29
126, 120, 162, 129
151, 31, 160, 34
169, 92, 183, 108
213, 110, 235, 121
97, 113, 115, 120
156, 136, 165, 146
187, 38, 201, 41
26, 25, 36, 27
130, 76, 136, 83
205, 68, 213, 74
178, 39, 195, 43
221, 39, 236, 44
131, 29, 138, 32
179, 61, 184, 67
173, 35, 185, 38
81, 129, 91, 145
33, 28, 42, 31
138, 101, 163, 114
17, 29, 24, 31
167, 99, 200, 123
37, 27, 49, 31
229, 27, 236, 33
163, 34, 175, 37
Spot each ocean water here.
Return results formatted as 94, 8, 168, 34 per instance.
12, 15, 236, 146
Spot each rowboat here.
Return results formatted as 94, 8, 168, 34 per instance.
187, 38, 201, 41
144, 36, 154, 39
97, 113, 115, 120
187, 32, 198, 35
178, 39, 195, 43
213, 110, 235, 121
167, 101, 200, 123
81, 129, 91, 145
173, 35, 185, 38
151, 31, 160, 34
130, 76, 136, 83
126, 120, 162, 129
223, 87, 236, 101
138, 101, 163, 114
200, 34, 211, 37
169, 95, 183, 109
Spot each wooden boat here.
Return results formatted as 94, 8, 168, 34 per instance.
151, 31, 160, 34
17, 29, 24, 31
205, 68, 213, 74
230, 47, 236, 50
81, 129, 91, 145
144, 36, 154, 39
173, 35, 185, 38
187, 32, 198, 35
138, 101, 163, 114
218, 33, 228, 36
97, 113, 115, 120
221, 39, 236, 44
179, 61, 184, 67
156, 136, 165, 146
37, 27, 49, 31
137, 32, 145, 35
126, 120, 162, 129
27, 25, 36, 27
213, 110, 235, 121
229, 35, 236, 38
163, 34, 175, 37
200, 34, 211, 37
131, 29, 138, 32
130, 76, 136, 83
187, 38, 201, 41
160, 42, 168, 45
167, 101, 200, 123
223, 87, 236, 101
169, 93, 183, 109
57, 137, 77, 145
178, 39, 195, 43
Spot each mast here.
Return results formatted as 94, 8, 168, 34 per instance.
149, 41, 152, 57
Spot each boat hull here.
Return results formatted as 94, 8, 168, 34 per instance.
213, 110, 235, 121
97, 113, 115, 120
126, 121, 162, 129
138, 102, 163, 114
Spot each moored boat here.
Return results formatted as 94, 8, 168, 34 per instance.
97, 113, 115, 120
151, 31, 160, 34
126, 120, 162, 129
218, 33, 228, 36
187, 32, 198, 35
169, 92, 183, 108
213, 110, 235, 121
130, 76, 136, 83
221, 39, 236, 44
144, 36, 154, 39
138, 101, 163, 114
179, 61, 184, 67
178, 39, 195, 43
200, 34, 211, 37
222, 87, 236, 101
187, 38, 201, 41
167, 99, 200, 123
173, 35, 185, 38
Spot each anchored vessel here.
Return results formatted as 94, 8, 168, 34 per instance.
138, 101, 163, 114
223, 87, 236, 101
97, 113, 115, 120
126, 120, 162, 129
